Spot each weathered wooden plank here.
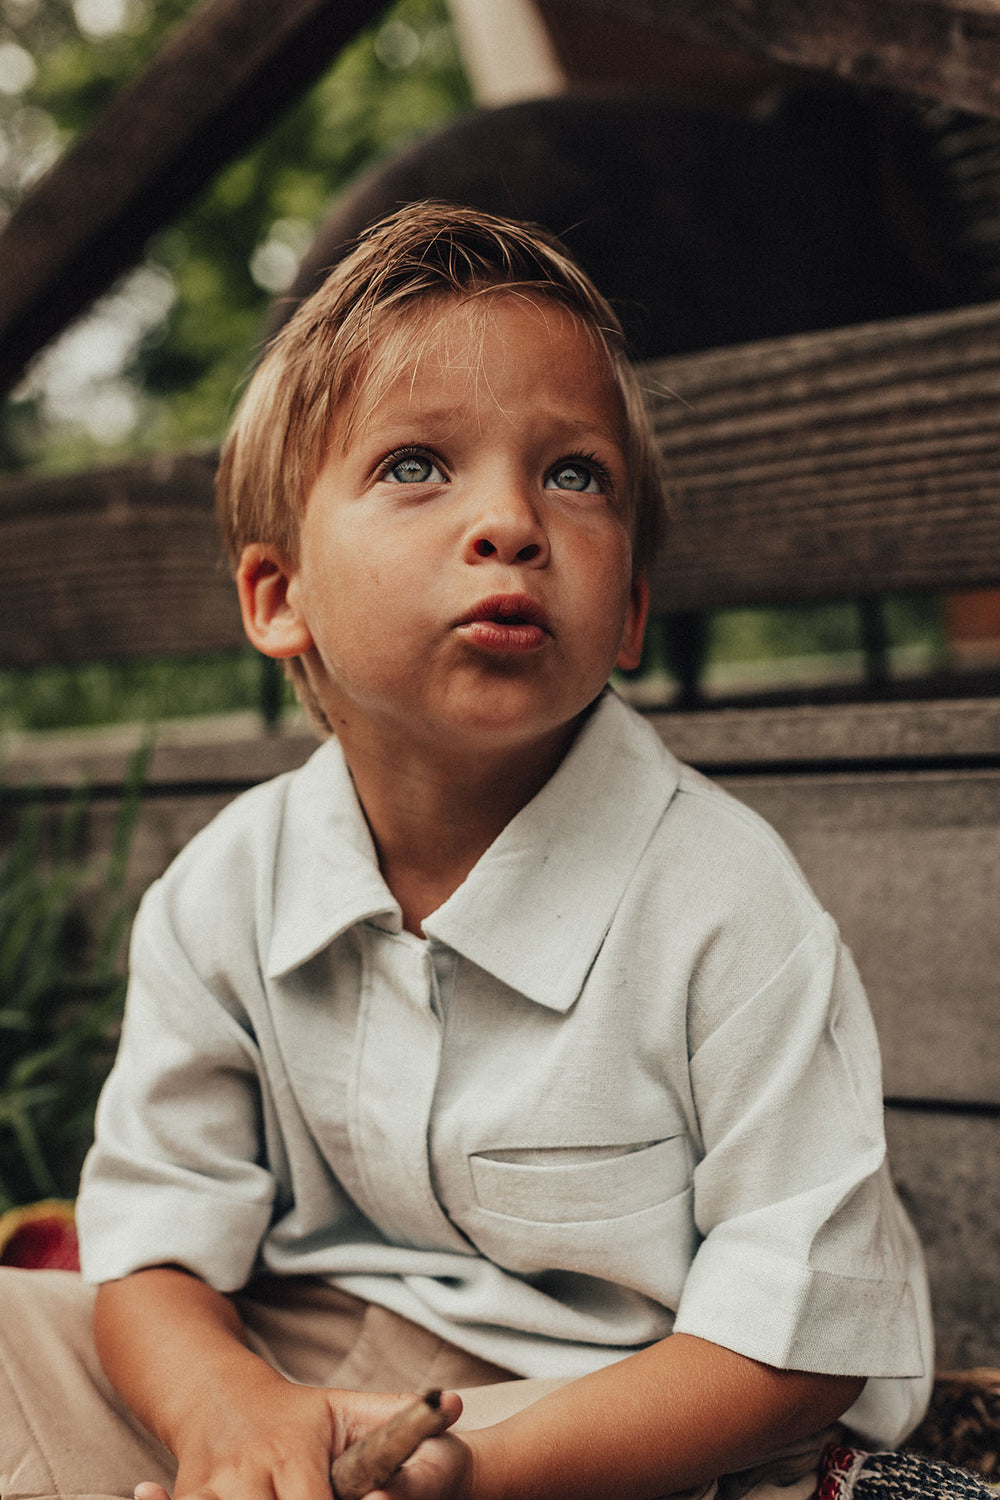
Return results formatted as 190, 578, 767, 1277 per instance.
648, 697, 1000, 767
4, 714, 996, 1108
717, 768, 1000, 1107
0, 0, 387, 397
0, 451, 243, 663
0, 714, 316, 791
3, 297, 1000, 663
646, 299, 1000, 612
885, 1111, 1000, 1367
0, 790, 238, 900
555, 0, 1000, 120
33, 771, 1000, 1108
4, 697, 998, 791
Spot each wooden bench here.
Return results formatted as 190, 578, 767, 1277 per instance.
3, 295, 998, 1378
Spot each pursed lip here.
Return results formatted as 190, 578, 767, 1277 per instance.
454, 593, 552, 653
456, 593, 551, 631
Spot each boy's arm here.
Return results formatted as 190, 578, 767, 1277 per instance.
457, 1332, 863, 1500
93, 1266, 463, 1500
98, 1268, 860, 1500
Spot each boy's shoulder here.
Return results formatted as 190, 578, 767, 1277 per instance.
140, 736, 386, 977
582, 698, 829, 983
162, 736, 344, 883
580, 692, 820, 901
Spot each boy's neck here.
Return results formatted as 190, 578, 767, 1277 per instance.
341, 719, 580, 935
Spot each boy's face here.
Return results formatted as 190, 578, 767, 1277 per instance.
239, 293, 647, 763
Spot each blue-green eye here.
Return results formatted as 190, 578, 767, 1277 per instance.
545, 460, 603, 494
383, 452, 444, 484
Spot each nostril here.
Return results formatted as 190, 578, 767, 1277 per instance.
473, 538, 496, 557
517, 543, 540, 562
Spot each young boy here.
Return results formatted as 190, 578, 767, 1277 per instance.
1, 203, 939, 1500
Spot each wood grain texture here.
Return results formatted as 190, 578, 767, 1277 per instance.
885, 1111, 1000, 1367
717, 768, 1000, 1105
647, 697, 1000, 766
4, 697, 996, 788
4, 297, 1000, 663
0, 713, 317, 790
4, 706, 996, 1108
0, 451, 243, 663
0, 0, 385, 396
645, 299, 1000, 611
570, 0, 1000, 120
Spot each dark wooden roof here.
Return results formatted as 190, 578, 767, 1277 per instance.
3, 0, 1000, 399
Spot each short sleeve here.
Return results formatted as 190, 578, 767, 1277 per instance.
76, 878, 276, 1291
674, 913, 928, 1384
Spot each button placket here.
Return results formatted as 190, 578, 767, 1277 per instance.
349, 931, 467, 1250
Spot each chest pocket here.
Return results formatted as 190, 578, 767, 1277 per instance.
468, 1136, 692, 1224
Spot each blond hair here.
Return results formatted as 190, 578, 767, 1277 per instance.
216, 201, 667, 576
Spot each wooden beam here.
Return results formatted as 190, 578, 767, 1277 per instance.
724, 764, 1000, 1106
0, 0, 388, 399
3, 696, 995, 791
2, 296, 1000, 666
646, 297, 1000, 612
4, 702, 998, 1108
0, 450, 243, 663
645, 697, 1000, 767
559, 0, 1000, 119
884, 1111, 1000, 1369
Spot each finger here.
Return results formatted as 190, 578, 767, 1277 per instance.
334, 1390, 424, 1447
134, 1485, 171, 1500
433, 1391, 462, 1429
331, 1392, 462, 1500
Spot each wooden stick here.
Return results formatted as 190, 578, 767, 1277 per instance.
330, 1390, 451, 1500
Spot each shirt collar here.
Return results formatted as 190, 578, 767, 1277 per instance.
267, 691, 680, 1006
266, 740, 402, 978
423, 691, 679, 1010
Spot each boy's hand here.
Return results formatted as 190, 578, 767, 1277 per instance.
134, 1383, 470, 1500
331, 1391, 469, 1500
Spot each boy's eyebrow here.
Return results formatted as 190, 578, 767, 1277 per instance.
357, 406, 626, 449
552, 414, 626, 446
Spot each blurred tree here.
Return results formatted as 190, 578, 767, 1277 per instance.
0, 0, 471, 473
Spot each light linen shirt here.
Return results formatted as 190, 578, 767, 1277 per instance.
77, 690, 933, 1446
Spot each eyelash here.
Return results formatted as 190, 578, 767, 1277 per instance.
550, 451, 614, 494
374, 446, 616, 493
376, 445, 446, 483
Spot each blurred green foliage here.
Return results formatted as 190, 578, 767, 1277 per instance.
0, 648, 283, 734
1, 0, 472, 472
0, 0, 473, 730
0, 0, 949, 727
708, 594, 947, 674
0, 747, 147, 1209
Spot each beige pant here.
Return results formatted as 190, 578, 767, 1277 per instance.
0, 1268, 830, 1500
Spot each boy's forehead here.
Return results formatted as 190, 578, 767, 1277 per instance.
335, 290, 624, 444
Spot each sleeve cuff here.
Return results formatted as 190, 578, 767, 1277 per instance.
77, 1183, 272, 1292
673, 1233, 926, 1379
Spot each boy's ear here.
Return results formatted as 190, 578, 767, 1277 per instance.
616, 571, 650, 673
236, 543, 313, 660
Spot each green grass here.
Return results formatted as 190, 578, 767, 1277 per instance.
0, 649, 295, 734
623, 595, 948, 701
0, 748, 147, 1209
707, 595, 946, 669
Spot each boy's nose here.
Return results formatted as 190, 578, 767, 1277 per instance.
471, 536, 542, 562
462, 487, 550, 567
